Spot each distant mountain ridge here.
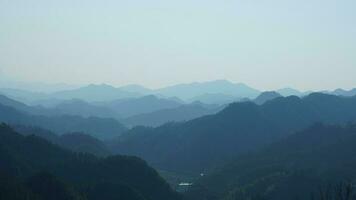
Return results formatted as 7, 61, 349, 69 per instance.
1, 80, 262, 105
155, 80, 260, 101
122, 103, 223, 127
331, 88, 356, 97
0, 102, 127, 140
2, 80, 355, 106
253, 91, 282, 105
13, 125, 111, 157
110, 93, 356, 174
101, 95, 183, 118
51, 84, 141, 102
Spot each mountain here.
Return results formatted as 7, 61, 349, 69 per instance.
0, 94, 123, 120
51, 84, 140, 102
29, 98, 65, 107
104, 95, 183, 118
0, 94, 32, 112
276, 87, 303, 96
56, 133, 111, 157
331, 88, 356, 97
253, 91, 282, 105
51, 99, 121, 119
0, 171, 85, 200
0, 103, 127, 140
0, 88, 47, 104
0, 94, 55, 116
185, 123, 356, 200
156, 80, 260, 101
118, 84, 153, 95
188, 93, 239, 105
110, 93, 356, 174
0, 124, 181, 200
13, 125, 111, 157
123, 103, 223, 127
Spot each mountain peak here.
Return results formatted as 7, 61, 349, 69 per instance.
254, 91, 282, 105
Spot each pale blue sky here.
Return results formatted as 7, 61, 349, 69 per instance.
0, 0, 355, 90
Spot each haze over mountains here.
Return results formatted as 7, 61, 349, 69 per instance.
1, 79, 356, 200
2, 0, 356, 198
110, 93, 356, 173
0, 80, 267, 105
0, 80, 350, 111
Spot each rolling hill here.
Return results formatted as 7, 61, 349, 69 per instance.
110, 93, 356, 174
185, 123, 356, 200
0, 124, 181, 200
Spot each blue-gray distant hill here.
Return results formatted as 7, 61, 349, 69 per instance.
331, 88, 356, 97
276, 87, 304, 96
253, 91, 282, 105
155, 80, 260, 101
51, 84, 141, 102
123, 103, 224, 127
101, 95, 183, 118
188, 93, 239, 105
0, 100, 127, 140
110, 93, 356, 174
51, 99, 121, 119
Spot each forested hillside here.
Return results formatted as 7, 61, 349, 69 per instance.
185, 123, 356, 200
111, 94, 356, 173
0, 124, 181, 200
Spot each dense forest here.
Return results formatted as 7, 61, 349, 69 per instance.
0, 124, 181, 200
185, 123, 356, 200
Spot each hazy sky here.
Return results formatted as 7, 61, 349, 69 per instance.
0, 0, 355, 90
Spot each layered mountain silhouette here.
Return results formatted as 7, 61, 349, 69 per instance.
185, 123, 356, 200
253, 91, 282, 105
110, 93, 356, 174
13, 125, 111, 157
276, 87, 304, 96
51, 84, 140, 102
2, 81, 355, 107
331, 88, 356, 97
188, 93, 239, 105
101, 95, 183, 118
122, 103, 223, 127
51, 99, 121, 119
0, 102, 127, 140
156, 80, 260, 101
0, 124, 181, 200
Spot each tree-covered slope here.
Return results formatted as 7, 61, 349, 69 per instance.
13, 125, 111, 157
0, 124, 181, 200
111, 93, 356, 173
0, 103, 127, 140
185, 123, 356, 200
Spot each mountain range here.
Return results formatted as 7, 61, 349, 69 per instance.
122, 103, 224, 127
185, 123, 356, 200
0, 102, 127, 140
2, 80, 355, 107
110, 93, 356, 174
0, 124, 181, 200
